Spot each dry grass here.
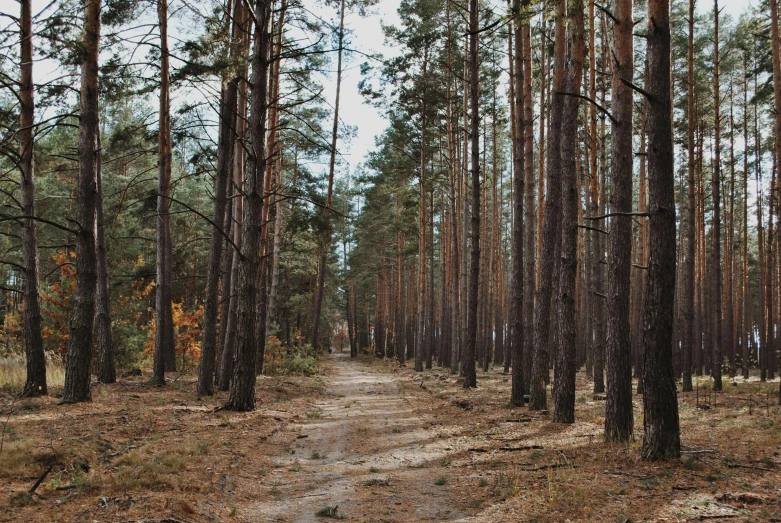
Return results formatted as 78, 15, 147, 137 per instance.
0, 353, 65, 391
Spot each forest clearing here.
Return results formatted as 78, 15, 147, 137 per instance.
1, 353, 780, 522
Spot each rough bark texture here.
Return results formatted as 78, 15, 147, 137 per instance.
641, 0, 681, 460
711, 0, 723, 391
529, 0, 566, 411
682, 0, 696, 393
510, 0, 526, 407
771, 0, 781, 402
463, 0, 479, 389
224, 0, 272, 411
521, 1, 535, 397
62, 0, 101, 403
197, 73, 238, 396
553, 0, 584, 425
95, 127, 116, 384
604, 0, 634, 442
153, 0, 176, 385
19, 0, 47, 397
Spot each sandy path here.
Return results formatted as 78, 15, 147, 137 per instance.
243, 352, 476, 522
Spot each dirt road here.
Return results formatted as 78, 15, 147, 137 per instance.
244, 352, 479, 522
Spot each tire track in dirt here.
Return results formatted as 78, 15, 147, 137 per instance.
243, 352, 477, 522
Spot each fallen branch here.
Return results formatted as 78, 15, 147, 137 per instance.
29, 464, 53, 494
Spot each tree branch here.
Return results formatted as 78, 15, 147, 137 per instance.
554, 91, 617, 124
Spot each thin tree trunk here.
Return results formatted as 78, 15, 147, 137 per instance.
95, 125, 115, 384
153, 0, 176, 385
463, 0, 480, 389
19, 0, 46, 397
312, 0, 345, 351
530, 0, 566, 411
510, 0, 526, 405
711, 0, 723, 391
682, 0, 696, 392
197, 74, 238, 395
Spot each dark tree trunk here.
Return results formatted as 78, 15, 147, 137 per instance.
682, 0, 696, 393
711, 0, 723, 391
95, 126, 115, 384
529, 0, 566, 411
62, 0, 101, 403
153, 0, 176, 385
510, 0, 526, 406
19, 0, 47, 397
605, 0, 634, 441
463, 0, 479, 389
224, 0, 272, 412
553, 0, 584, 424
522, 12, 535, 395
641, 0, 681, 460
197, 74, 238, 396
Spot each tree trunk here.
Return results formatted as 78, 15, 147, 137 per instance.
463, 0, 480, 389
224, 0, 272, 412
522, 2, 535, 396
711, 0, 723, 391
153, 0, 176, 385
62, 0, 101, 403
641, 0, 681, 460
553, 0, 584, 424
529, 0, 566, 411
771, 0, 781, 401
682, 0, 696, 392
510, 0, 526, 406
95, 125, 115, 384
197, 73, 238, 395
312, 0, 345, 351
19, 0, 47, 397
605, 0, 634, 441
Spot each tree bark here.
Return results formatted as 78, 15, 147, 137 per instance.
605, 0, 634, 441
224, 0, 272, 411
682, 0, 696, 393
553, 0, 584, 424
530, 0, 566, 411
19, 0, 47, 397
197, 73, 238, 396
641, 0, 681, 460
62, 0, 101, 403
153, 0, 176, 385
95, 125, 115, 384
510, 0, 526, 406
711, 0, 723, 391
463, 0, 480, 389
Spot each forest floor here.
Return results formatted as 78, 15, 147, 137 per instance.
1, 352, 781, 522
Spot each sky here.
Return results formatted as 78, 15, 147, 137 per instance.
328, 0, 751, 177
0, 0, 759, 175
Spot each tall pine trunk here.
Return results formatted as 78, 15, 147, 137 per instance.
62, 0, 101, 403
19, 0, 47, 397
95, 125, 115, 384
153, 0, 176, 385
224, 0, 272, 411
641, 0, 681, 460
553, 0, 584, 424
605, 0, 634, 441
